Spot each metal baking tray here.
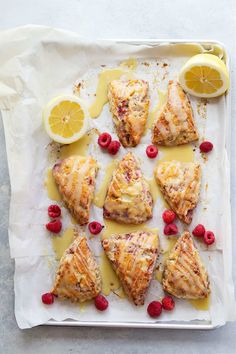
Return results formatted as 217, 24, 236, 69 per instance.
46, 39, 231, 330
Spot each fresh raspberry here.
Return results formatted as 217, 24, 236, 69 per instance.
98, 133, 112, 149
88, 221, 103, 235
107, 140, 121, 155
94, 295, 109, 311
146, 145, 158, 158
162, 296, 175, 311
200, 141, 213, 153
164, 223, 178, 236
48, 204, 61, 218
192, 224, 205, 238
204, 231, 215, 245
147, 301, 162, 318
162, 210, 176, 224
46, 219, 62, 233
42, 292, 54, 305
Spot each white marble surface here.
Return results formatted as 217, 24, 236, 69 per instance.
0, 0, 236, 353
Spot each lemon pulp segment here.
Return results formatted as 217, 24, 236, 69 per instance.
49, 100, 84, 138
179, 54, 229, 98
43, 95, 88, 144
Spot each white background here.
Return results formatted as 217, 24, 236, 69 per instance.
0, 0, 235, 353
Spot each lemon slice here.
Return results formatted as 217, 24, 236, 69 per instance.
43, 95, 89, 144
179, 54, 229, 98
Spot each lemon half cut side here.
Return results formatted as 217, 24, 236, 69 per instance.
43, 95, 89, 144
179, 54, 229, 98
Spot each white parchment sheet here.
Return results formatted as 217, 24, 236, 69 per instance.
0, 25, 235, 328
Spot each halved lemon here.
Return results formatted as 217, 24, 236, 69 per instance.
179, 54, 229, 98
43, 95, 89, 144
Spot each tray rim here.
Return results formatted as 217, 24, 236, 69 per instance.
45, 38, 231, 330
46, 319, 215, 330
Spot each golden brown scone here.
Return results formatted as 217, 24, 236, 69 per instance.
52, 236, 102, 302
154, 160, 201, 224
108, 79, 149, 147
152, 80, 198, 146
102, 231, 159, 305
103, 152, 153, 224
162, 231, 210, 299
53, 156, 98, 225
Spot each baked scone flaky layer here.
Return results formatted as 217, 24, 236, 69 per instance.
162, 231, 210, 299
103, 152, 153, 224
102, 231, 159, 305
108, 79, 149, 147
53, 155, 98, 225
52, 236, 102, 302
155, 160, 201, 224
152, 80, 198, 146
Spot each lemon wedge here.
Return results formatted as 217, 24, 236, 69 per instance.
43, 95, 89, 144
179, 54, 229, 98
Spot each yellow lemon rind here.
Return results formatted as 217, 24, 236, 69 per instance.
43, 95, 89, 144
179, 54, 229, 98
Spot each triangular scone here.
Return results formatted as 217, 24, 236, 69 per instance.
154, 160, 201, 224
52, 236, 102, 302
152, 81, 198, 146
102, 231, 159, 305
53, 156, 98, 225
103, 152, 153, 224
162, 232, 210, 299
108, 80, 149, 147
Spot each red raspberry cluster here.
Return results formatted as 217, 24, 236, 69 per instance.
46, 204, 62, 233
162, 209, 178, 236
147, 296, 175, 318
192, 224, 215, 245
98, 132, 120, 155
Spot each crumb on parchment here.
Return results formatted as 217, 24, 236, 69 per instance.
73, 82, 82, 95
197, 98, 208, 119
162, 71, 169, 81
201, 153, 208, 163
46, 141, 61, 162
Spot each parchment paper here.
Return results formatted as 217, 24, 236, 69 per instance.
0, 25, 235, 328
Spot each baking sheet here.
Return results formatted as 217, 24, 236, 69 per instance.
0, 25, 235, 329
